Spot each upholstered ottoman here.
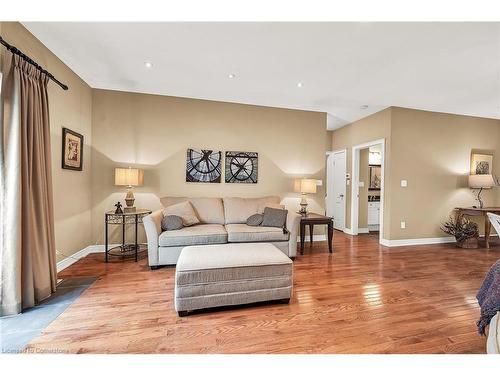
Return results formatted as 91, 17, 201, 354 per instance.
175, 243, 293, 316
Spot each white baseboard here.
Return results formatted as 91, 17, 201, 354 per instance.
379, 234, 498, 247
357, 228, 369, 234
56, 244, 109, 272
343, 228, 354, 235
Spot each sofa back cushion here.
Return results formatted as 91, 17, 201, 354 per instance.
223, 196, 281, 224
160, 197, 225, 225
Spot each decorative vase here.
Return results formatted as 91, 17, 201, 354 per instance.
456, 237, 479, 249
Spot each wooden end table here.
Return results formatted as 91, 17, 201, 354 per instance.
299, 213, 334, 255
455, 207, 500, 248
105, 208, 152, 262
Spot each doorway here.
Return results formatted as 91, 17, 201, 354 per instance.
351, 139, 385, 243
326, 149, 346, 231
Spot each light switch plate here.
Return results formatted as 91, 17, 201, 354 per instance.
316, 180, 323, 186
401, 180, 408, 187
358, 181, 365, 187
400, 221, 406, 229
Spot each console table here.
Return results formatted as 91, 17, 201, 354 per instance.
455, 207, 500, 248
299, 213, 334, 255
105, 209, 152, 262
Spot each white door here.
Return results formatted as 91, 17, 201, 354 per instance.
326, 151, 346, 231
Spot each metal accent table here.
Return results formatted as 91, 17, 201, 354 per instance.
105, 209, 152, 262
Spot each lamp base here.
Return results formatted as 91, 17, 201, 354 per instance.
299, 195, 308, 215
125, 187, 135, 211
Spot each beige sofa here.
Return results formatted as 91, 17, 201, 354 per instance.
143, 196, 301, 267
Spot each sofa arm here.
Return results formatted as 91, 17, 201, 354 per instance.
143, 210, 163, 266
286, 211, 301, 258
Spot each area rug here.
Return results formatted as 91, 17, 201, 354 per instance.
0, 276, 97, 354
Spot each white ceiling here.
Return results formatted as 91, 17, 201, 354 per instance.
23, 22, 500, 130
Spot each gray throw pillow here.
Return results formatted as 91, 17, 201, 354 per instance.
161, 215, 183, 231
246, 213, 264, 226
261, 207, 288, 228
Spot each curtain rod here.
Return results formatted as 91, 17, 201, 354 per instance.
0, 36, 69, 91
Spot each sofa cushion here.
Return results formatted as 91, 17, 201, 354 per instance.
159, 224, 227, 247
262, 207, 288, 228
225, 224, 290, 243
160, 197, 225, 225
161, 215, 183, 231
246, 213, 264, 226
223, 196, 280, 224
162, 201, 200, 227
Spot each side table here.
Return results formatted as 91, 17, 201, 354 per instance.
105, 209, 152, 262
299, 213, 334, 255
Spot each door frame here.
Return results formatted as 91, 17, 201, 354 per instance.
326, 148, 347, 231
351, 139, 385, 243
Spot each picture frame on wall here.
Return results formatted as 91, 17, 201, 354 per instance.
185, 148, 222, 183
470, 152, 493, 175
369, 165, 381, 190
61, 127, 83, 171
225, 151, 259, 183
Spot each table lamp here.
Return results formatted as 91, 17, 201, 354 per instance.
468, 174, 495, 208
295, 178, 317, 214
115, 167, 144, 212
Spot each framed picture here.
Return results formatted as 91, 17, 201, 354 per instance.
185, 148, 222, 183
62, 127, 83, 171
470, 153, 493, 175
225, 151, 258, 183
369, 165, 381, 190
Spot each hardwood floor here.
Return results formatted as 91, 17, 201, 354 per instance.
26, 232, 499, 354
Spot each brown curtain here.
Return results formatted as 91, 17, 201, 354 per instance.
1, 52, 57, 316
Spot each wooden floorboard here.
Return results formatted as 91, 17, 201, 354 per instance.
25, 232, 499, 353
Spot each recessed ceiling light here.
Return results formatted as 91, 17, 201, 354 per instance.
228, 73, 236, 79
144, 62, 153, 68
360, 104, 369, 110
297, 82, 303, 88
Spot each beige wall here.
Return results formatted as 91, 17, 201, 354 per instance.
331, 108, 392, 238
331, 106, 500, 241
91, 89, 329, 244
389, 107, 500, 239
1, 22, 93, 262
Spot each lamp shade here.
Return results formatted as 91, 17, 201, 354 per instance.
294, 178, 317, 194
468, 174, 495, 189
115, 168, 144, 186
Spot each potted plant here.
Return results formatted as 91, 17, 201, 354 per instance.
441, 217, 479, 248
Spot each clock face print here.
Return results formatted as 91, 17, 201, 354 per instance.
225, 151, 258, 183
186, 149, 221, 183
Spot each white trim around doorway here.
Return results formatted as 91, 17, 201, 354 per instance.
326, 149, 347, 232
351, 139, 386, 244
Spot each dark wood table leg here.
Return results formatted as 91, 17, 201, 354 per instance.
485, 214, 491, 249
300, 222, 305, 255
327, 221, 333, 253
135, 215, 138, 262
309, 223, 314, 246
105, 214, 108, 263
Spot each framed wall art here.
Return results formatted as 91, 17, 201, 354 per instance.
62, 127, 83, 171
225, 151, 258, 183
369, 165, 381, 190
470, 152, 493, 175
186, 148, 222, 183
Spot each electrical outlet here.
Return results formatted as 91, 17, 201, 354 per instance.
400, 221, 406, 229
358, 181, 365, 187
401, 180, 408, 187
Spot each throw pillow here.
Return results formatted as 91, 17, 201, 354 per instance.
246, 213, 264, 226
261, 207, 288, 228
162, 201, 200, 226
161, 215, 183, 231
